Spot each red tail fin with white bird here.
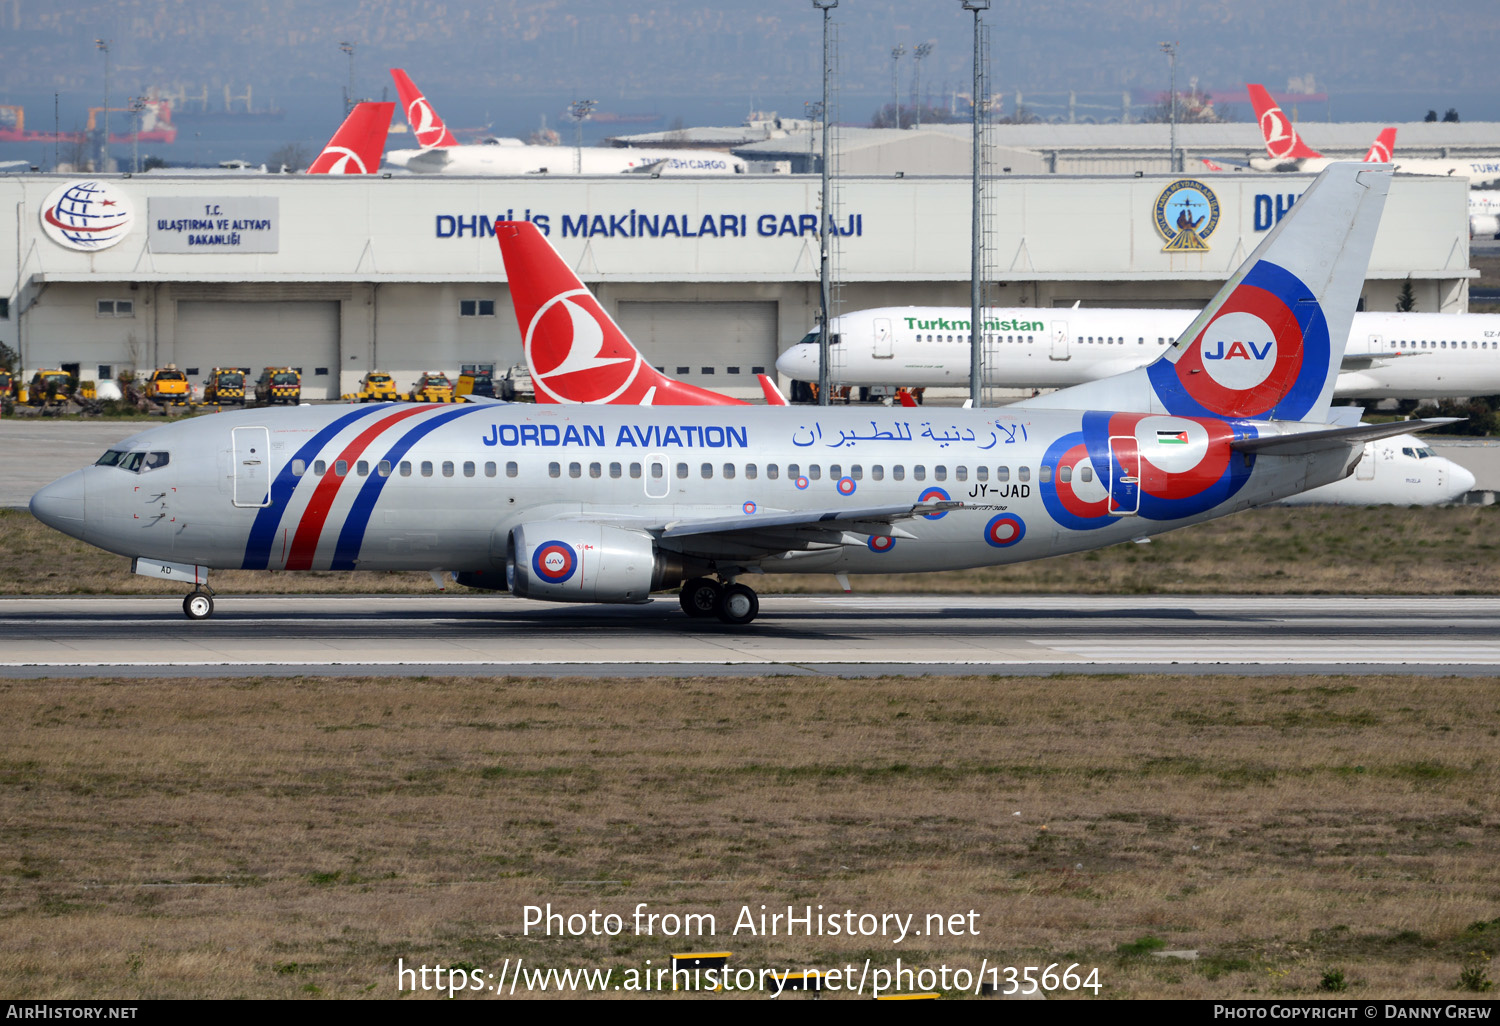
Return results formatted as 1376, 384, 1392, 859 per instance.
306, 102, 393, 174
1247, 83, 1322, 160
495, 221, 752, 406
390, 68, 458, 149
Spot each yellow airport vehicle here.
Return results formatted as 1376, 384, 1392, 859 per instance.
343, 370, 400, 402
145, 366, 192, 406
0, 368, 14, 398
407, 371, 457, 402
202, 368, 247, 405
256, 367, 301, 405
26, 369, 74, 406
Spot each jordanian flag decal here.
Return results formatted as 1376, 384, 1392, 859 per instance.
1157, 430, 1189, 444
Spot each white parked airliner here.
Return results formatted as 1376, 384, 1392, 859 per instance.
776, 308, 1500, 401
31, 164, 1449, 626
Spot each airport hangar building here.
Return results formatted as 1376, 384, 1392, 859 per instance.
0, 170, 1472, 400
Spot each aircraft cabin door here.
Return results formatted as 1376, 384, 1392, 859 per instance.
1108, 434, 1141, 515
1050, 320, 1070, 361
1367, 333, 1383, 356
1355, 442, 1376, 481
873, 318, 894, 359
231, 426, 271, 508
644, 453, 670, 499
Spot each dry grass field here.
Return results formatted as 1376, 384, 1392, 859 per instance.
5, 503, 1500, 597
1, 673, 1497, 1000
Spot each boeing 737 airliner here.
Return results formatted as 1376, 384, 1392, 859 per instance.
31, 164, 1446, 626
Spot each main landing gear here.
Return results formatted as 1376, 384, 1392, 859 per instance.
678, 577, 760, 625
182, 586, 215, 620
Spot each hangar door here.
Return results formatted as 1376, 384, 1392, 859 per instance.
175, 301, 340, 399
616, 301, 777, 391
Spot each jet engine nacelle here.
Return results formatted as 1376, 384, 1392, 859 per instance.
506, 522, 683, 603
1471, 213, 1500, 239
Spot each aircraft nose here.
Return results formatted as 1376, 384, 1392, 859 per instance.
30, 470, 87, 532
1448, 462, 1477, 500
775, 346, 814, 379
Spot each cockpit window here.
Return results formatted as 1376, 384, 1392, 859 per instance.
144, 451, 170, 470
95, 449, 126, 467
795, 330, 820, 347
121, 451, 146, 472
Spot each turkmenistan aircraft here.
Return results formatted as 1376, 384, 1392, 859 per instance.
775, 306, 1500, 402
31, 164, 1441, 626
384, 69, 746, 176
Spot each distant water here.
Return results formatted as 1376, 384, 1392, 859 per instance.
4, 88, 1499, 170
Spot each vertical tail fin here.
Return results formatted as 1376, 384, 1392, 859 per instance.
306, 102, 393, 174
494, 221, 748, 406
390, 68, 458, 149
1247, 83, 1322, 160
1364, 127, 1396, 163
1012, 164, 1392, 424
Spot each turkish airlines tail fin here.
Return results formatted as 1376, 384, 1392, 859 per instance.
757, 374, 788, 406
390, 68, 458, 149
495, 221, 748, 407
1364, 127, 1397, 163
1247, 83, 1322, 160
1012, 163, 1392, 424
306, 102, 393, 175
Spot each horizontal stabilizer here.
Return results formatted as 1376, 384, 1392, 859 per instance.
1231, 418, 1460, 456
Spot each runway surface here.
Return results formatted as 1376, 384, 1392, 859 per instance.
3, 594, 1498, 678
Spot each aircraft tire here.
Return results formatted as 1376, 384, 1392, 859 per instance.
716, 583, 759, 625
183, 591, 214, 620
679, 578, 722, 618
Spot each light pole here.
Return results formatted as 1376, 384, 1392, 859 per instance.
568, 99, 596, 174
913, 42, 933, 129
1160, 41, 1178, 173
339, 41, 356, 115
129, 96, 144, 173
890, 44, 906, 130
961, 1, 989, 406
813, 0, 837, 406
95, 38, 110, 172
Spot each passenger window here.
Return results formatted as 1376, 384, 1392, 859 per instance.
589, 462, 602, 479
1040, 465, 1053, 483
767, 464, 779, 479
723, 464, 735, 479
787, 463, 799, 479
892, 465, 905, 481
976, 466, 988, 482
399, 461, 412, 477
314, 460, 327, 476
356, 460, 369, 477
872, 465, 883, 481
828, 464, 840, 479
745, 464, 757, 480
569, 462, 581, 478
913, 466, 925, 481
1019, 466, 1031, 482
335, 460, 348, 477
630, 463, 642, 479
506, 461, 519, 478
676, 463, 689, 479
484, 462, 496, 478
1081, 465, 1093, 483
609, 462, 622, 479
934, 466, 946, 481
701, 463, 714, 479
378, 461, 392, 477
996, 466, 1010, 482
421, 461, 434, 478
292, 459, 306, 477
808, 465, 821, 480
1059, 465, 1071, 483
851, 465, 863, 480
955, 466, 966, 482
548, 462, 560, 478
463, 461, 475, 478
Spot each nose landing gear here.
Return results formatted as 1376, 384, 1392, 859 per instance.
183, 587, 215, 620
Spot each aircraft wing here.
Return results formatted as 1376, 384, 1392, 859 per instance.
659, 500, 961, 540
1231, 418, 1460, 456
1339, 350, 1429, 369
